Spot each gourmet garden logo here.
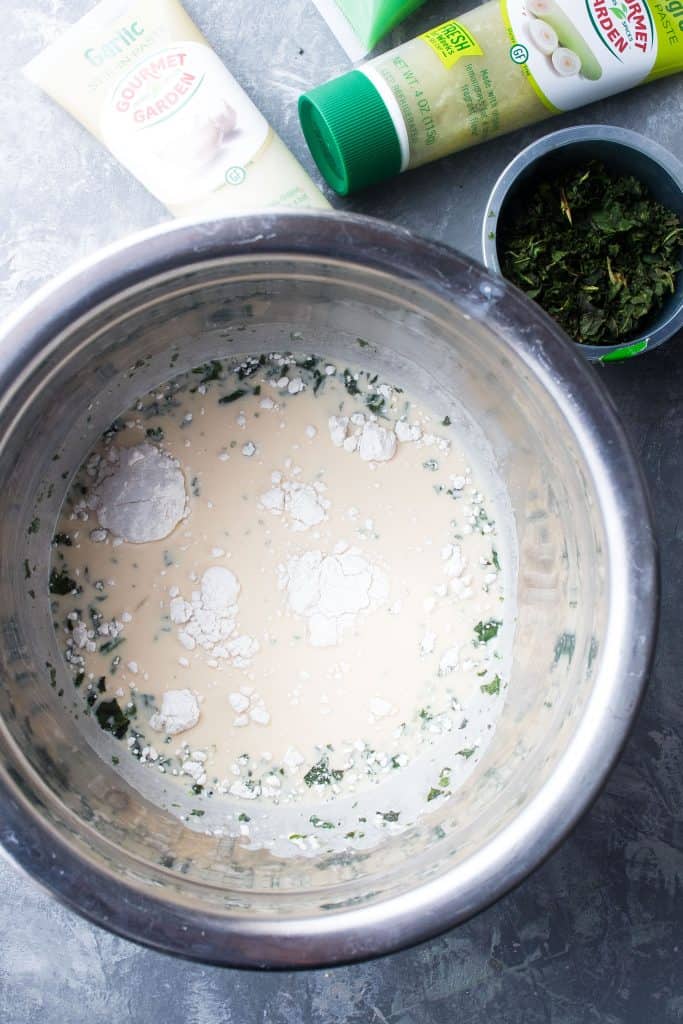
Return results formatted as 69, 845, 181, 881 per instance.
585, 0, 655, 58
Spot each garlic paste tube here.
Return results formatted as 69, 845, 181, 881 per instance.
25, 0, 330, 216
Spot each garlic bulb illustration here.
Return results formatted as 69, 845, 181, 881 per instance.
528, 17, 559, 56
153, 96, 239, 172
551, 46, 582, 76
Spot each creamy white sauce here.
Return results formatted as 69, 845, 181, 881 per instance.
50, 354, 513, 854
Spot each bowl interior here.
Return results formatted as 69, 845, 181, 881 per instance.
0, 226, 652, 963
489, 137, 683, 359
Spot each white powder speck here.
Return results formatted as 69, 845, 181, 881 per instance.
283, 746, 305, 772
370, 697, 394, 718
242, 442, 257, 457
328, 415, 349, 447
149, 689, 200, 735
439, 647, 460, 675
170, 596, 192, 624
260, 478, 328, 531
229, 692, 249, 713
420, 631, 436, 656
230, 780, 259, 799
443, 545, 465, 579
358, 422, 397, 463
201, 566, 240, 611
250, 706, 271, 725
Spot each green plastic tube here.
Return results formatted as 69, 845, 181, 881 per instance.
314, 0, 428, 54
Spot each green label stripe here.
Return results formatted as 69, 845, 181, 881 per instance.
599, 339, 649, 362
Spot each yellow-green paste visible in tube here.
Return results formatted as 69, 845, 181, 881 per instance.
374, 7, 549, 168
300, 0, 683, 194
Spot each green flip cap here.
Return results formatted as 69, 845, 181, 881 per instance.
299, 70, 403, 196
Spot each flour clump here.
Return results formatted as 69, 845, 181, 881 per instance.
279, 547, 388, 647
95, 444, 186, 543
149, 689, 200, 735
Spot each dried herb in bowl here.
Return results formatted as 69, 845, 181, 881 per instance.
499, 160, 682, 346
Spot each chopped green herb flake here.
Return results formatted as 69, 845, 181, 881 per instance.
303, 756, 344, 788
342, 369, 360, 396
28, 517, 40, 535
95, 698, 131, 740
480, 674, 502, 696
99, 636, 124, 655
554, 632, 576, 664
474, 619, 501, 644
218, 388, 248, 405
366, 393, 385, 415
49, 567, 79, 595
196, 360, 223, 384
457, 747, 477, 759
309, 815, 335, 829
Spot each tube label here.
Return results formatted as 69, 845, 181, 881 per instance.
420, 20, 484, 67
101, 41, 270, 207
502, 0, 676, 112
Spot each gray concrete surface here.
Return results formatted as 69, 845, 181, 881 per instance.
1, 1, 682, 1021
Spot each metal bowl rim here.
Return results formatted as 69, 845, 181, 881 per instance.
0, 211, 659, 967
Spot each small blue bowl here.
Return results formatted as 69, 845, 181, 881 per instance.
482, 126, 683, 363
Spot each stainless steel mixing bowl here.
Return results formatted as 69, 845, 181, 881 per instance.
0, 213, 658, 968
